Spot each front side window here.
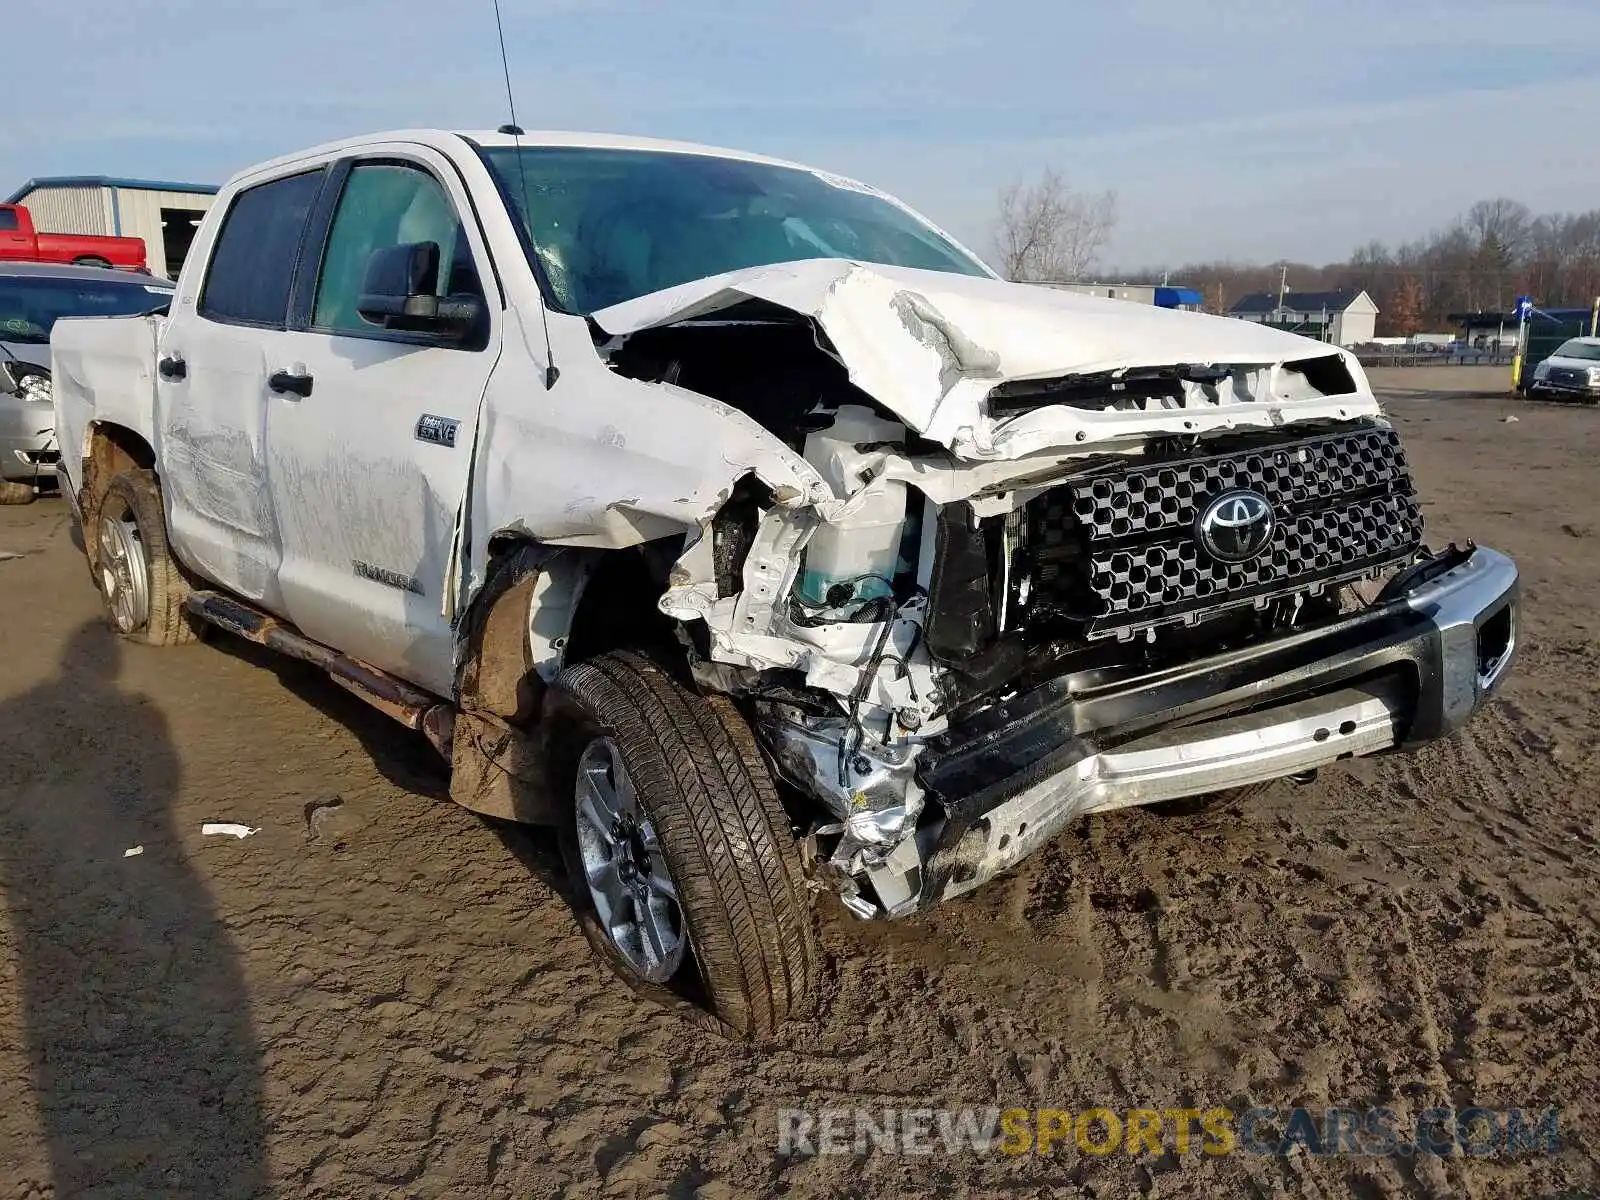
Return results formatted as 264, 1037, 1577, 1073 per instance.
479, 146, 991, 315
0, 210, 18, 232
0, 276, 173, 344
1554, 339, 1600, 362
199, 170, 323, 327
312, 163, 482, 336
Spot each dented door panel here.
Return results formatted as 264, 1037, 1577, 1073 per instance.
155, 318, 291, 608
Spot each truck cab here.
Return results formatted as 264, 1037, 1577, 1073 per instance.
51, 129, 1519, 1039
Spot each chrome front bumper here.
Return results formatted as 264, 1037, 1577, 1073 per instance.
1529, 381, 1600, 400
851, 545, 1519, 917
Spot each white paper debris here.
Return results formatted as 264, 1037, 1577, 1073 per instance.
201, 823, 259, 839
123, 846, 144, 857
0, 552, 23, 562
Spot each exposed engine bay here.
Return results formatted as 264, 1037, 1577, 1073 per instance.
592, 277, 1440, 920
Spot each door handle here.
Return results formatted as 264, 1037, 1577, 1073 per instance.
268, 370, 314, 399
158, 355, 186, 381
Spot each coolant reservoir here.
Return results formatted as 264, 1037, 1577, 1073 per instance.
799, 406, 912, 614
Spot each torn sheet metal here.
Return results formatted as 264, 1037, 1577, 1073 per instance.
592, 260, 1381, 458
458, 307, 836, 605
50, 312, 164, 495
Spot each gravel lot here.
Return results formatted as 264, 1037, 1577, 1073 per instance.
1, 368, 1596, 1198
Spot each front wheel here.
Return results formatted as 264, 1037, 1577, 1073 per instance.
549, 651, 818, 1040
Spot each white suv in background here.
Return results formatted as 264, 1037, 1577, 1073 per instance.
1529, 336, 1600, 402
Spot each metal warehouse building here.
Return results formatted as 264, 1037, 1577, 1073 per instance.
4, 175, 219, 280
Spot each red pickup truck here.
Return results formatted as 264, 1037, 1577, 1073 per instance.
0, 203, 147, 271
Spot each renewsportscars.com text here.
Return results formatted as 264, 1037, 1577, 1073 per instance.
777, 1106, 1561, 1159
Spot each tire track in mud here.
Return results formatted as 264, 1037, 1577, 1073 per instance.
1354, 676, 1600, 1152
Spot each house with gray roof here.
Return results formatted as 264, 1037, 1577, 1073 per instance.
1228, 289, 1379, 347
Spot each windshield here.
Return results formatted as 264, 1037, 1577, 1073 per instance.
0, 275, 173, 345
479, 146, 991, 314
1554, 340, 1600, 362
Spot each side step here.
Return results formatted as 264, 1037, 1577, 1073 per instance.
184, 590, 455, 759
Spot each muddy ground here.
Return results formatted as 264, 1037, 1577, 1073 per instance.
1, 367, 1596, 1198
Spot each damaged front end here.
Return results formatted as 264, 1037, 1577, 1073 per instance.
594, 261, 1518, 919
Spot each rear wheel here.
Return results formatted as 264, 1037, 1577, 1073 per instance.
92, 471, 197, 646
549, 651, 817, 1040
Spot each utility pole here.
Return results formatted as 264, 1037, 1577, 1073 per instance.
1512, 296, 1531, 394
1277, 263, 1289, 328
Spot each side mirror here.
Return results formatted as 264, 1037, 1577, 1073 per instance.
357, 242, 483, 338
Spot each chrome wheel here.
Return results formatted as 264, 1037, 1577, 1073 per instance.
574, 737, 686, 982
97, 502, 150, 634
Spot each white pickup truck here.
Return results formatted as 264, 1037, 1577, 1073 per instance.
52, 129, 1518, 1038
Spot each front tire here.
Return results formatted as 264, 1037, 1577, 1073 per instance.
92, 471, 197, 645
549, 651, 817, 1040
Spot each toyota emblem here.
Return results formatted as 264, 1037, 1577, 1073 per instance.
1196, 489, 1275, 563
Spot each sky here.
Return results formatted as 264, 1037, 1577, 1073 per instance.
9, 0, 1600, 271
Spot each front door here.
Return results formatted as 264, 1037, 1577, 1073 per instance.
263, 152, 501, 696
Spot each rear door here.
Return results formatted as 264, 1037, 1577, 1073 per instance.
155, 167, 325, 607
262, 149, 501, 695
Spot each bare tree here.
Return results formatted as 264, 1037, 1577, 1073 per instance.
1101, 194, 1600, 327
992, 169, 1118, 282
1465, 198, 1532, 261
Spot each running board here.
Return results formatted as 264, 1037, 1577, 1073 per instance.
184, 590, 454, 759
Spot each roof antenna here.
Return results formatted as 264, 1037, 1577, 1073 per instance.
492, 0, 558, 387
493, 0, 523, 137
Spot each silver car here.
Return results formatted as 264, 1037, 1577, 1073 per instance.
1, 263, 174, 497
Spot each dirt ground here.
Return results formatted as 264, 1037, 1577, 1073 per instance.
1, 367, 1597, 1198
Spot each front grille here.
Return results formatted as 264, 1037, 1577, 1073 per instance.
1546, 367, 1589, 389
1023, 427, 1423, 638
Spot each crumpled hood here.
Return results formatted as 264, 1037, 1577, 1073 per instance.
593, 259, 1379, 459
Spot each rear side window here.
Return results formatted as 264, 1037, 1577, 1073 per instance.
199, 171, 324, 327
